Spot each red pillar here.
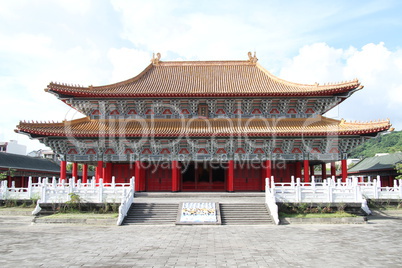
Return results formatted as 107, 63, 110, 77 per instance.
82, 164, 88, 183
172, 160, 180, 192
60, 160, 67, 182
72, 162, 78, 180
321, 163, 326, 181
96, 161, 104, 183
330, 161, 336, 178
263, 160, 272, 190
227, 160, 234, 192
341, 159, 348, 182
295, 161, 302, 180
103, 162, 113, 184
303, 159, 309, 182
135, 161, 143, 191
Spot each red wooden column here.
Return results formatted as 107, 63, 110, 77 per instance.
227, 160, 234, 192
134, 161, 143, 191
264, 160, 272, 188
295, 161, 302, 180
103, 162, 113, 184
303, 159, 310, 182
321, 163, 327, 181
171, 160, 180, 192
60, 160, 67, 182
72, 162, 78, 180
95, 161, 104, 183
82, 164, 88, 183
341, 159, 348, 182
330, 161, 336, 178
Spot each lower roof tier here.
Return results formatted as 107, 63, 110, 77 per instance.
16, 116, 391, 138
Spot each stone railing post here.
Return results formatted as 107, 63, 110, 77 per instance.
41, 181, 47, 203
130, 176, 135, 191
296, 177, 301, 202
399, 179, 402, 199
52, 177, 57, 188
98, 179, 104, 202
328, 181, 333, 203
1, 180, 8, 200
69, 178, 74, 198
111, 176, 116, 188
27, 177, 33, 199
373, 179, 379, 199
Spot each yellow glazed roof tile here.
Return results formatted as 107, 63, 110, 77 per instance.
46, 59, 362, 98
16, 116, 391, 138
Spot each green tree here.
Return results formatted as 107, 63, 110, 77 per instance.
66, 163, 95, 172
350, 131, 402, 158
0, 168, 16, 180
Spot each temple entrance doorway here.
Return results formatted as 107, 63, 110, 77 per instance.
146, 162, 172, 191
233, 161, 262, 191
181, 161, 225, 191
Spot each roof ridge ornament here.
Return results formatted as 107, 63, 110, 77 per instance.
247, 51, 258, 64
151, 52, 161, 65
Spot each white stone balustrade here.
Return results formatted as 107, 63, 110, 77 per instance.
0, 176, 135, 204
265, 176, 402, 218
267, 175, 402, 203
117, 184, 135, 226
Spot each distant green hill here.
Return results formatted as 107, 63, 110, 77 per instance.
349, 130, 402, 158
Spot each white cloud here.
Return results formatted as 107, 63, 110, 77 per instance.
278, 42, 402, 129
107, 48, 151, 82
57, 0, 92, 15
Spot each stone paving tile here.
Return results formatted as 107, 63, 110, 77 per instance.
1, 215, 402, 267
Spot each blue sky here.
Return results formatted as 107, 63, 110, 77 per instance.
1, 0, 402, 153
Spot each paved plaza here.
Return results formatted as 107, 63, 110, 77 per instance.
0, 213, 402, 267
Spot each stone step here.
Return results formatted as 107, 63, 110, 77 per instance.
220, 203, 273, 225
123, 203, 178, 225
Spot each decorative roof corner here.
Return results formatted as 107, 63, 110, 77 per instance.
151, 52, 161, 65
247, 51, 258, 64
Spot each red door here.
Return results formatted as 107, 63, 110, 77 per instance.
146, 163, 172, 191
112, 164, 135, 183
233, 162, 262, 191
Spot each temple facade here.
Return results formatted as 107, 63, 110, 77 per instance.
16, 53, 391, 192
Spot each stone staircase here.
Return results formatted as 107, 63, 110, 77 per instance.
122, 193, 274, 225
220, 203, 273, 225
123, 203, 179, 225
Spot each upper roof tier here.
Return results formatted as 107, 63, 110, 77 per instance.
46, 53, 362, 98
16, 116, 391, 138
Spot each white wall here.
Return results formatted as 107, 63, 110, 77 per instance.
5, 140, 27, 155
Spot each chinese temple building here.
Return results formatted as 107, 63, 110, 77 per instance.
16, 53, 391, 192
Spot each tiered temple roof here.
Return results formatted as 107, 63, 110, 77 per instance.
46, 60, 362, 98
17, 54, 391, 141
17, 116, 391, 138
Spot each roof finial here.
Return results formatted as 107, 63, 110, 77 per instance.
151, 52, 161, 65
247, 51, 258, 63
